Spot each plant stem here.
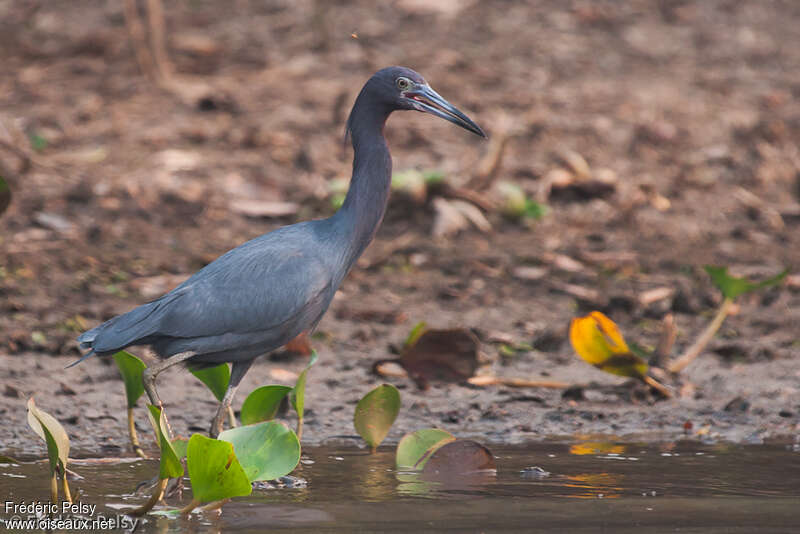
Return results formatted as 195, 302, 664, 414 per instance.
179, 498, 202, 517
668, 298, 734, 374
200, 499, 230, 513
296, 418, 304, 442
61, 467, 73, 504
129, 478, 168, 517
50, 472, 58, 504
128, 407, 146, 458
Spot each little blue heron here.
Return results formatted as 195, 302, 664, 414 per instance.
74, 66, 485, 437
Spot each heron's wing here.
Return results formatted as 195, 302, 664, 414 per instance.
156, 240, 332, 340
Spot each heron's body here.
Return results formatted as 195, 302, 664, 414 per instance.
75, 66, 484, 436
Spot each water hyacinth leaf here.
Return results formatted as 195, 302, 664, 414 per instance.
27, 398, 70, 474
0, 174, 11, 216
569, 312, 648, 379
704, 266, 788, 300
240, 385, 292, 425
218, 421, 301, 482
396, 428, 455, 470
113, 351, 146, 408
353, 384, 401, 451
191, 363, 230, 402
422, 439, 496, 477
171, 437, 189, 460
146, 405, 183, 480
186, 434, 252, 502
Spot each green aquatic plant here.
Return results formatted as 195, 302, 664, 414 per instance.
354, 384, 401, 453
181, 434, 252, 516
26, 398, 72, 504
190, 363, 236, 428
112, 350, 147, 457
218, 421, 301, 482
129, 405, 183, 517
289, 351, 318, 441
668, 266, 788, 373
240, 385, 292, 425
395, 428, 455, 470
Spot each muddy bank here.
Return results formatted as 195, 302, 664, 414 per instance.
1, 0, 799, 455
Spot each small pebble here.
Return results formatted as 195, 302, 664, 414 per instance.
520, 466, 550, 479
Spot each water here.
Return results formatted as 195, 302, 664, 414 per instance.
1, 441, 798, 533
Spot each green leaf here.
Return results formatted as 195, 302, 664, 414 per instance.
240, 385, 292, 426
422, 170, 445, 184
705, 266, 789, 300
218, 422, 300, 482
29, 132, 47, 152
0, 174, 11, 216
524, 199, 547, 220
396, 428, 455, 470
146, 405, 183, 480
186, 434, 252, 502
113, 351, 146, 409
27, 398, 70, 475
353, 384, 401, 450
191, 364, 230, 402
404, 322, 427, 349
171, 437, 189, 460
289, 351, 318, 420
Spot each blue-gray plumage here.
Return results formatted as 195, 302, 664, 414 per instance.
75, 66, 485, 437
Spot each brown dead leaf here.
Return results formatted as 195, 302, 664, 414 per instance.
400, 327, 480, 390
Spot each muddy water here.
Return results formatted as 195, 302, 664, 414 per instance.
1, 441, 798, 533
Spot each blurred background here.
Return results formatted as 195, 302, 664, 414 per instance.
0, 1, 798, 446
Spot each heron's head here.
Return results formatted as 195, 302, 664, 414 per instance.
355, 66, 486, 138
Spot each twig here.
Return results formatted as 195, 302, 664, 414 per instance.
667, 298, 735, 374
651, 313, 676, 368
642, 375, 672, 398
357, 233, 415, 269
441, 184, 499, 211
467, 128, 509, 190
146, 0, 173, 82
467, 375, 571, 389
123, 0, 156, 82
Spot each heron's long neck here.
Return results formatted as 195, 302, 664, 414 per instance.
332, 105, 392, 272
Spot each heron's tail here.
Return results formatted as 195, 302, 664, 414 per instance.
71, 297, 169, 366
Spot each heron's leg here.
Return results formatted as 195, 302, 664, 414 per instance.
142, 350, 197, 439
209, 359, 253, 438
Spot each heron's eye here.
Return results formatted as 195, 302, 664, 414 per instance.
396, 77, 411, 90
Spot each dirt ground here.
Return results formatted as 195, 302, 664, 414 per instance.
1, 0, 799, 456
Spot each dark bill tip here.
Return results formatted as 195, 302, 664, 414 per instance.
406, 85, 486, 139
